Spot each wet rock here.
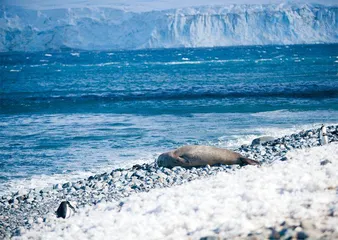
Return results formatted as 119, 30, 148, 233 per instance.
62, 182, 72, 189
132, 164, 142, 170
252, 136, 275, 145
73, 183, 82, 190
296, 231, 309, 239
268, 228, 280, 239
200, 236, 219, 240
133, 170, 146, 179
53, 184, 62, 190
125, 172, 133, 180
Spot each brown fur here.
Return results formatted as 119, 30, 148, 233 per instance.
157, 145, 259, 168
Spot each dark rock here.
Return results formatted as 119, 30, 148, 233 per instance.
320, 159, 332, 166
132, 164, 142, 170
200, 236, 219, 240
62, 182, 71, 189
269, 228, 280, 239
296, 231, 309, 239
252, 136, 275, 145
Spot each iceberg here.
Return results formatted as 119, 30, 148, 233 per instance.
0, 3, 337, 52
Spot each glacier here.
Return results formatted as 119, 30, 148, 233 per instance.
0, 3, 337, 52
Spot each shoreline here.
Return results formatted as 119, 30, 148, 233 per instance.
1, 125, 337, 239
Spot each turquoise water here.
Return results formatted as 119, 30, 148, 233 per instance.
1, 44, 338, 193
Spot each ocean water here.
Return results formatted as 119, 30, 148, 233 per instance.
1, 44, 338, 195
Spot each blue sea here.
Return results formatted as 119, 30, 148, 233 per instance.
1, 44, 338, 195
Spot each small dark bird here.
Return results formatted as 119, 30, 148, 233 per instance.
56, 201, 76, 219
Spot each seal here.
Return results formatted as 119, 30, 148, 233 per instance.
157, 145, 260, 168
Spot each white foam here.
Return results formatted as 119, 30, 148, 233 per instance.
82, 62, 119, 67
1, 155, 155, 197
147, 59, 246, 66
254, 58, 272, 63
19, 143, 338, 239
217, 125, 316, 149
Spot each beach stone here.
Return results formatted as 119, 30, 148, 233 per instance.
53, 184, 62, 190
156, 171, 167, 179
279, 228, 294, 239
125, 172, 133, 179
296, 231, 309, 239
73, 183, 82, 190
320, 159, 331, 166
200, 236, 219, 240
132, 164, 142, 170
172, 166, 185, 173
269, 228, 280, 239
133, 171, 146, 179
112, 171, 122, 179
62, 182, 71, 189
252, 136, 275, 145
301, 220, 315, 230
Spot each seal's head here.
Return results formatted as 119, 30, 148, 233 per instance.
157, 152, 179, 168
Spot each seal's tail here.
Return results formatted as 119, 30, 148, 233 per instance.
240, 157, 260, 166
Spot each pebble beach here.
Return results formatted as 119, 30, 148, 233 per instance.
1, 125, 337, 239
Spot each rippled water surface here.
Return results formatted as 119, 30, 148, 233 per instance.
1, 44, 338, 194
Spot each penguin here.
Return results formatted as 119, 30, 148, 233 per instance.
320, 124, 328, 145
56, 201, 76, 219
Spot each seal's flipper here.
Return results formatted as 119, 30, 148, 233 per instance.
240, 157, 260, 166
176, 155, 192, 167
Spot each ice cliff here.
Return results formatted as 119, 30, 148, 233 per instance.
0, 3, 337, 52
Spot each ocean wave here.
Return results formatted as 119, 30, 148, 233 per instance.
82, 62, 119, 67
1, 84, 338, 104
147, 59, 247, 65
11, 57, 320, 70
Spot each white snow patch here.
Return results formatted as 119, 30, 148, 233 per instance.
19, 143, 338, 239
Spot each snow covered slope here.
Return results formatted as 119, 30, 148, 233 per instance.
0, 3, 337, 52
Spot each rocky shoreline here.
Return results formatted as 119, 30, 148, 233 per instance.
1, 125, 337, 239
